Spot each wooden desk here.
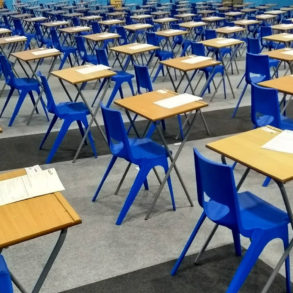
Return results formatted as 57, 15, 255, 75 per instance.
123, 23, 152, 42
263, 33, 293, 47
0, 35, 27, 58
153, 17, 177, 29
155, 29, 188, 51
224, 11, 244, 19
115, 90, 208, 219
0, 168, 81, 292
179, 21, 206, 39
206, 126, 293, 292
255, 14, 276, 22
174, 13, 195, 21
130, 14, 152, 23
51, 65, 116, 162
215, 25, 245, 37
110, 42, 159, 70
0, 28, 11, 37
85, 32, 120, 52
202, 16, 225, 28
262, 48, 293, 75
271, 24, 293, 32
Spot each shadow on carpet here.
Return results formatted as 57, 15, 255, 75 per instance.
1, 106, 253, 171
60, 244, 289, 293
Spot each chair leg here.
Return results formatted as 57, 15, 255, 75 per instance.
282, 234, 291, 293
40, 115, 58, 149
0, 87, 14, 118
232, 229, 242, 257
105, 82, 121, 107
232, 83, 248, 118
163, 160, 175, 210
45, 119, 71, 163
177, 115, 184, 141
171, 213, 206, 275
28, 90, 39, 114
8, 90, 27, 126
262, 176, 271, 187
236, 73, 245, 89
226, 233, 268, 293
82, 117, 97, 158
91, 78, 107, 107
92, 156, 118, 202
59, 52, 69, 69
116, 165, 152, 225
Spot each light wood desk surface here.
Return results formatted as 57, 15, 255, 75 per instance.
99, 19, 124, 26
79, 15, 102, 21
174, 13, 195, 19
160, 55, 220, 72
85, 32, 120, 42
263, 48, 293, 62
241, 8, 257, 13
265, 10, 286, 15
202, 16, 225, 22
11, 13, 32, 19
259, 75, 293, 95
0, 169, 81, 248
201, 37, 244, 49
225, 11, 244, 17
256, 14, 276, 20
155, 28, 188, 38
41, 20, 70, 28
153, 17, 177, 24
110, 42, 159, 55
131, 14, 152, 20
216, 26, 245, 35
179, 21, 206, 29
0, 28, 11, 36
123, 23, 152, 31
281, 7, 293, 12
271, 24, 293, 32
59, 25, 91, 34
11, 48, 61, 61
115, 89, 208, 121
234, 19, 260, 26
207, 126, 293, 183
0, 35, 27, 46
51, 65, 116, 84
24, 16, 47, 22
263, 33, 293, 44
63, 12, 83, 18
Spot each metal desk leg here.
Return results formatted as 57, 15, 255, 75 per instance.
145, 111, 199, 220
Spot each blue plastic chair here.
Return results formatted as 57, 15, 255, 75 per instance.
75, 35, 98, 65
116, 25, 129, 45
91, 21, 101, 33
50, 27, 78, 69
191, 42, 226, 99
145, 32, 173, 82
92, 105, 175, 225
237, 37, 279, 89
0, 55, 48, 126
260, 26, 285, 51
13, 18, 36, 49
171, 148, 291, 293
91, 48, 134, 107
34, 22, 52, 48
0, 255, 13, 293
38, 73, 97, 164
232, 52, 271, 118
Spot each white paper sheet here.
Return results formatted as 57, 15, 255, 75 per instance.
76, 65, 110, 74
154, 93, 202, 109
103, 20, 120, 24
282, 34, 293, 39
216, 38, 236, 44
262, 130, 293, 154
129, 43, 153, 50
181, 56, 211, 64
51, 21, 68, 25
0, 168, 65, 206
282, 50, 293, 56
99, 33, 117, 37
5, 36, 26, 41
25, 165, 42, 175
0, 28, 10, 32
157, 89, 168, 94
71, 26, 89, 31
32, 48, 59, 55
225, 26, 241, 30
163, 29, 182, 34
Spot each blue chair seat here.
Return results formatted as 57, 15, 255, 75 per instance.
14, 78, 40, 89
111, 71, 134, 81
55, 102, 90, 117
238, 191, 289, 231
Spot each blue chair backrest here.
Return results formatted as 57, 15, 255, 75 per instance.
50, 28, 61, 50
260, 25, 272, 38
95, 48, 110, 67
245, 53, 270, 84
193, 148, 240, 231
3, 15, 10, 29
134, 64, 153, 93
0, 55, 14, 86
180, 40, 191, 56
34, 22, 44, 43
0, 255, 13, 293
38, 72, 57, 114
91, 21, 101, 33
72, 17, 80, 26
205, 29, 216, 40
251, 83, 281, 128
247, 38, 261, 54
146, 32, 159, 46
116, 26, 128, 43
13, 18, 25, 35
191, 42, 205, 56
75, 36, 87, 59
101, 105, 133, 161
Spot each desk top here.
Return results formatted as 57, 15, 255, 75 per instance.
179, 21, 206, 29
59, 25, 90, 34
202, 16, 225, 22
256, 14, 276, 20
110, 42, 159, 55
206, 126, 293, 183
216, 26, 245, 35
153, 17, 177, 24
263, 33, 293, 43
160, 55, 220, 72
123, 23, 152, 31
12, 48, 61, 61
201, 37, 243, 48
0, 169, 81, 248
0, 35, 27, 45
24, 16, 47, 22
41, 20, 70, 27
115, 89, 208, 121
99, 19, 124, 26
51, 65, 116, 84
80, 15, 102, 21
155, 29, 188, 37
85, 32, 120, 42
234, 19, 260, 26
263, 48, 293, 62
259, 75, 293, 95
